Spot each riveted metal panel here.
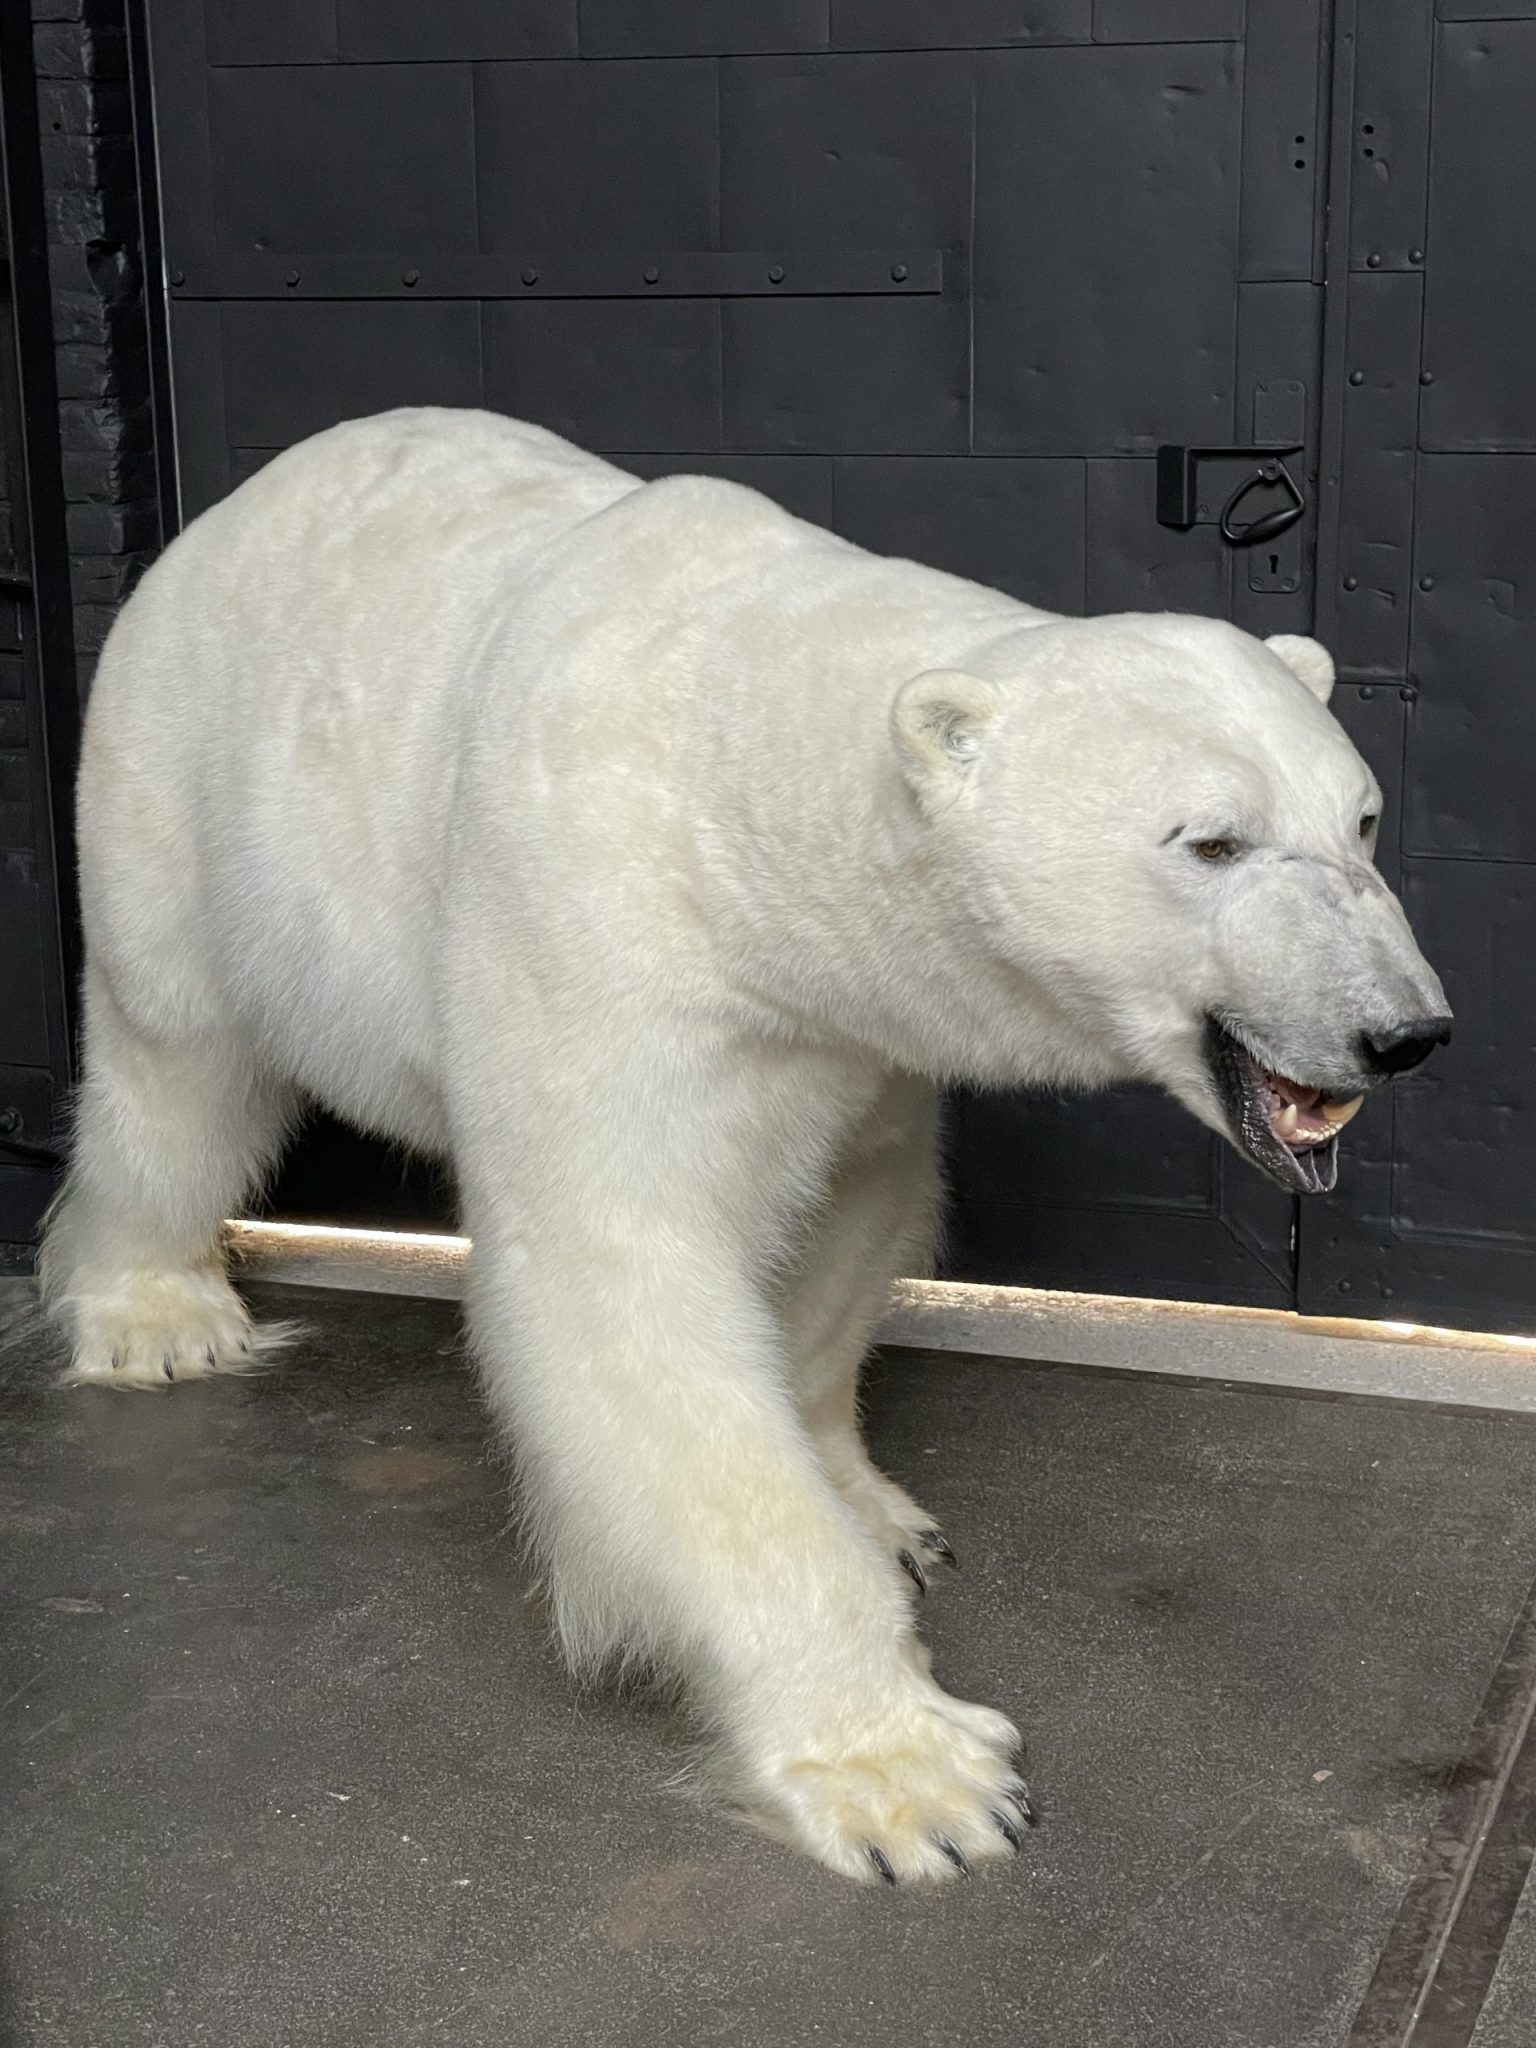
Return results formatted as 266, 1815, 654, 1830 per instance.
1329, 271, 1423, 678
336, 0, 577, 62
1232, 279, 1322, 630
206, 0, 337, 67
830, 457, 1086, 611
973, 42, 1242, 456
218, 301, 483, 450
207, 65, 477, 258
1238, 0, 1325, 284
1405, 454, 1536, 865
475, 58, 719, 254
1347, 0, 1433, 276
1085, 458, 1231, 616
581, 2, 829, 59
833, 0, 1090, 49
720, 52, 973, 249
485, 300, 721, 454
723, 295, 968, 453
1093, 0, 1242, 38
1420, 19, 1536, 453
1395, 859, 1536, 1246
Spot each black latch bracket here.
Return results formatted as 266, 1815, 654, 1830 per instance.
1155, 442, 1305, 533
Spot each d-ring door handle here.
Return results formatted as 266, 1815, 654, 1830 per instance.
1218, 460, 1305, 547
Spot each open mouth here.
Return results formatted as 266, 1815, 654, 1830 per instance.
1204, 1019, 1366, 1195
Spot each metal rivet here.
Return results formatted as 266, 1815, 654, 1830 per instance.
643, 265, 659, 284
1339, 1279, 1353, 1294
890, 262, 908, 282
1400, 685, 1415, 702
169, 267, 185, 287
1409, 248, 1424, 264
1343, 574, 1359, 591
1418, 575, 1435, 591
768, 264, 784, 284
1360, 686, 1375, 700
402, 269, 418, 287
285, 270, 300, 287
1419, 369, 1434, 385
1348, 369, 1365, 386
1366, 252, 1382, 268
1381, 1285, 1395, 1299
521, 268, 538, 286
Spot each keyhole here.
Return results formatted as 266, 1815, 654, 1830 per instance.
1268, 553, 1280, 576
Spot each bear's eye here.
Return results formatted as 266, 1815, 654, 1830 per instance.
1359, 813, 1378, 840
1192, 837, 1242, 863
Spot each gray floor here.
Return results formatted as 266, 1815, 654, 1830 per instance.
4, 1279, 1536, 2048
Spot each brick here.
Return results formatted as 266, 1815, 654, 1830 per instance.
66, 500, 157, 553
38, 80, 132, 137
41, 132, 134, 194
54, 336, 147, 402
62, 450, 157, 504
59, 399, 153, 456
67, 548, 154, 603
71, 602, 123, 656
33, 21, 128, 80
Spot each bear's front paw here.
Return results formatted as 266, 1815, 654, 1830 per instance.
747, 1684, 1034, 1884
59, 1267, 277, 1390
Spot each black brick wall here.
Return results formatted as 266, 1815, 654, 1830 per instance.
32, 0, 158, 698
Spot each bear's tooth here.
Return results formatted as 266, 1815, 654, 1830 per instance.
1323, 1093, 1365, 1130
1277, 1103, 1300, 1139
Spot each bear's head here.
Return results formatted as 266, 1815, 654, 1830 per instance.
890, 613, 1450, 1194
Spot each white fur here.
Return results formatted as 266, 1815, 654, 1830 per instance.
43, 407, 1443, 1882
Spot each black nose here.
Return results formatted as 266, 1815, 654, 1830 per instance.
1360, 1017, 1453, 1076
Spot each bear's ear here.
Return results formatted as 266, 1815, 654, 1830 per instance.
891, 670, 1004, 812
1264, 633, 1336, 705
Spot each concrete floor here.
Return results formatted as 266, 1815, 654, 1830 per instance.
4, 1278, 1536, 2047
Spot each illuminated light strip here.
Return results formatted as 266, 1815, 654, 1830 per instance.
223, 1219, 1536, 1356
226, 1217, 470, 1253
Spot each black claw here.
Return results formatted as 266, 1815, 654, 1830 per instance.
897, 1550, 928, 1596
110, 1351, 121, 1371
919, 1527, 958, 1569
867, 1844, 897, 1886
1015, 1791, 1039, 1829
206, 1346, 216, 1368
993, 1810, 1023, 1852
162, 1356, 175, 1383
934, 1834, 971, 1877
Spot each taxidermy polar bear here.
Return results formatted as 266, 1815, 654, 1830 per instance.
44, 407, 1450, 1885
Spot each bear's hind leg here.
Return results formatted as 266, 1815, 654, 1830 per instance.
41, 968, 297, 1388
779, 1075, 956, 1588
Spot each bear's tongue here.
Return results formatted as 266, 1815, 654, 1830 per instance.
1257, 1066, 1365, 1150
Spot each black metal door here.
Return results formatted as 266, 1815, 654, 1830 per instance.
134, 0, 1534, 1331
1297, 0, 1536, 1336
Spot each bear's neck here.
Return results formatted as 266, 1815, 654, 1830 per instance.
686, 638, 1084, 1091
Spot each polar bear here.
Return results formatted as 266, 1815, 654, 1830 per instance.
43, 407, 1449, 1885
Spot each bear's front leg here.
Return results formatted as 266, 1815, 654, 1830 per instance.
460, 1137, 1030, 1884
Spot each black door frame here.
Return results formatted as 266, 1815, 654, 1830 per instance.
0, 0, 82, 1261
